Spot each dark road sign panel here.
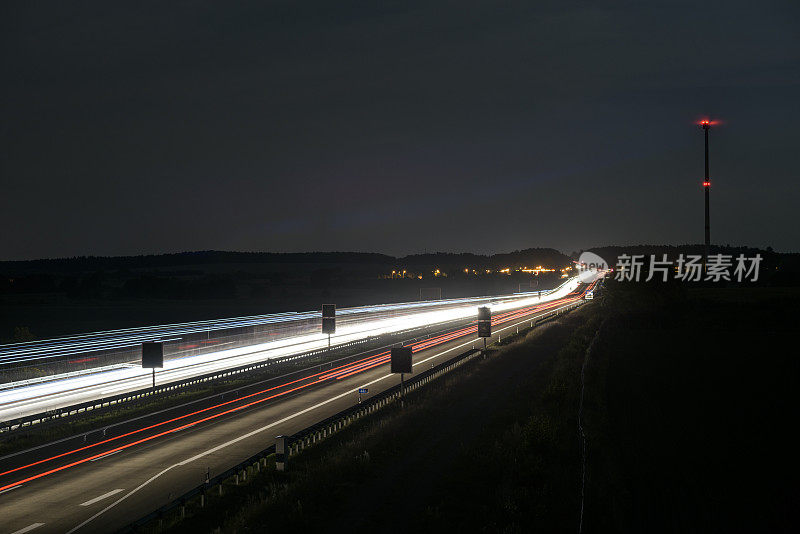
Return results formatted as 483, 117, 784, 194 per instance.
322, 304, 336, 334
142, 342, 164, 368
477, 306, 492, 337
391, 347, 412, 374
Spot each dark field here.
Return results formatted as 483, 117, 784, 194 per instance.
585, 283, 799, 533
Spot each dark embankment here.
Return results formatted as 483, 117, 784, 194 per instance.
584, 282, 798, 533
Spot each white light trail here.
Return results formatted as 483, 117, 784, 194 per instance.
0, 278, 583, 422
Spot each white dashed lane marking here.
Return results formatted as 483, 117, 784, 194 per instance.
11, 524, 45, 534
80, 488, 125, 507
90, 450, 121, 462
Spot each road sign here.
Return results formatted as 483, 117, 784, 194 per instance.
358, 388, 368, 394
391, 347, 412, 374
585, 291, 593, 300
322, 304, 336, 334
142, 342, 164, 368
477, 306, 491, 337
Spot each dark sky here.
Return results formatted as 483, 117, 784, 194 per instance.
2, 1, 798, 260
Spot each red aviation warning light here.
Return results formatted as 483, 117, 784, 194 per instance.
699, 116, 715, 266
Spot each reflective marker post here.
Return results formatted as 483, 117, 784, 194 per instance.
276, 435, 287, 471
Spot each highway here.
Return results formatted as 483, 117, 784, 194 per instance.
0, 281, 597, 534
0, 289, 571, 368
0, 280, 581, 423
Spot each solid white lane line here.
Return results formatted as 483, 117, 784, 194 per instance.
0, 484, 22, 494
170, 423, 195, 434
68, 301, 578, 533
79, 488, 124, 507
11, 524, 45, 534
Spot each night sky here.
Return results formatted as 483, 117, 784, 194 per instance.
2, 1, 798, 260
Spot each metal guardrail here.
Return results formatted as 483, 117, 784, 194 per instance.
0, 318, 465, 434
119, 300, 585, 533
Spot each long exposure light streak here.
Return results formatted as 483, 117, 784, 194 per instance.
0, 283, 596, 493
0, 279, 584, 422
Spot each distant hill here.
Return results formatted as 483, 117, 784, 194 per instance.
2, 246, 796, 291
2, 245, 797, 342
0, 251, 396, 275
0, 249, 574, 276
397, 248, 572, 270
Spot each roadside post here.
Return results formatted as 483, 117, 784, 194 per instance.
390, 347, 413, 407
276, 435, 287, 471
142, 341, 164, 388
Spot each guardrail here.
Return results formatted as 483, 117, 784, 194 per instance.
119, 299, 585, 533
0, 319, 464, 434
